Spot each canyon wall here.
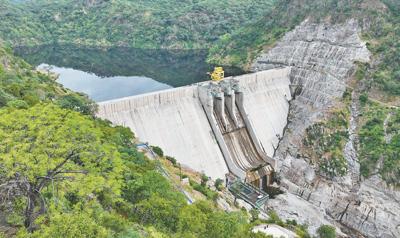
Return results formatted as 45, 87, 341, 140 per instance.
252, 19, 400, 237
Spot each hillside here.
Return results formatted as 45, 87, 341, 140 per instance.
209, 0, 400, 96
0, 41, 278, 237
0, 0, 274, 49
0, 0, 399, 237
227, 0, 400, 236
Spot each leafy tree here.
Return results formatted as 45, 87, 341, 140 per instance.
56, 94, 97, 116
133, 195, 184, 233
151, 146, 164, 157
317, 225, 336, 238
214, 178, 224, 191
20, 208, 110, 238
0, 104, 123, 230
201, 173, 209, 187
6, 99, 29, 109
177, 204, 207, 236
249, 208, 260, 222
203, 210, 248, 238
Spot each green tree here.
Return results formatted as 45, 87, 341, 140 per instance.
21, 209, 109, 238
56, 94, 97, 116
317, 225, 336, 238
177, 204, 207, 236
133, 195, 184, 232
0, 104, 123, 230
249, 208, 260, 222
203, 210, 248, 238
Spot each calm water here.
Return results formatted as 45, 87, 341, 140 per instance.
37, 64, 171, 102
15, 45, 244, 101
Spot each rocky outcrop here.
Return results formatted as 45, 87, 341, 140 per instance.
253, 19, 400, 237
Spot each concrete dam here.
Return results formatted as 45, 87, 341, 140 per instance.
97, 68, 292, 190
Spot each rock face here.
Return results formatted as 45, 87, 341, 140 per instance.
253, 19, 400, 237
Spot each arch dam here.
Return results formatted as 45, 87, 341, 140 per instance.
97, 67, 293, 191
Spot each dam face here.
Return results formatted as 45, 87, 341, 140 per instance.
97, 68, 292, 188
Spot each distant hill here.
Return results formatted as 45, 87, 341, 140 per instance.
0, 0, 274, 49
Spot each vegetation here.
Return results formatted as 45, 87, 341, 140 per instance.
209, 0, 400, 98
0, 41, 269, 237
189, 178, 218, 201
317, 225, 336, 238
264, 210, 310, 238
302, 105, 350, 178
358, 100, 400, 186
0, 0, 274, 49
207, 0, 367, 68
3, 0, 400, 95
151, 145, 164, 157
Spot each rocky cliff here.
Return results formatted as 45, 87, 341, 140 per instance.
252, 19, 400, 237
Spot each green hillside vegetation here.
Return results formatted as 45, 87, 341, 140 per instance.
0, 42, 270, 237
0, 0, 274, 49
2, 0, 398, 96
302, 91, 351, 178
358, 99, 400, 186
209, 0, 400, 97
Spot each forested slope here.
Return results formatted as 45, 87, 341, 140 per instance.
0, 0, 274, 49
0, 42, 271, 237
209, 0, 400, 96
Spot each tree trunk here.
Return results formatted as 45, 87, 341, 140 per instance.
24, 188, 46, 231
24, 192, 36, 231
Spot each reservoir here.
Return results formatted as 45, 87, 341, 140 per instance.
15, 45, 244, 102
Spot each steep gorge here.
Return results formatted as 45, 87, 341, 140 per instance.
252, 19, 400, 237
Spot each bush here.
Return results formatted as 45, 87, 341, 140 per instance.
56, 94, 97, 116
266, 210, 282, 224
317, 225, 336, 238
165, 156, 177, 166
214, 178, 224, 191
359, 93, 368, 106
190, 179, 218, 201
151, 146, 164, 157
249, 208, 259, 222
201, 174, 209, 187
6, 99, 28, 109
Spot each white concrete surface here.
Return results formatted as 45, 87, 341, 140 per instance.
98, 86, 228, 179
238, 68, 292, 157
97, 69, 291, 179
253, 224, 297, 238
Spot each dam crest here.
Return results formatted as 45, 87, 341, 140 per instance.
98, 67, 292, 190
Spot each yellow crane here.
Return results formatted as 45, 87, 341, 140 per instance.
210, 67, 224, 82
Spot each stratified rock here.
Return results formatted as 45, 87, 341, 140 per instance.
253, 19, 400, 238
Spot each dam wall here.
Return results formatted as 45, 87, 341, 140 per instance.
97, 68, 292, 180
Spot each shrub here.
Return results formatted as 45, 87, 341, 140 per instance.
266, 210, 282, 224
201, 174, 209, 187
6, 99, 28, 109
151, 146, 164, 157
214, 178, 224, 191
56, 94, 97, 116
249, 208, 259, 222
190, 179, 218, 201
317, 225, 336, 238
165, 156, 177, 166
359, 93, 368, 106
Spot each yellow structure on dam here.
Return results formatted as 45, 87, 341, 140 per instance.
97, 68, 292, 191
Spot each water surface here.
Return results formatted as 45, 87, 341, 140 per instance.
15, 45, 245, 101
38, 64, 171, 102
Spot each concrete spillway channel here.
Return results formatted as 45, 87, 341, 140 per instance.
97, 68, 292, 194
199, 79, 276, 191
